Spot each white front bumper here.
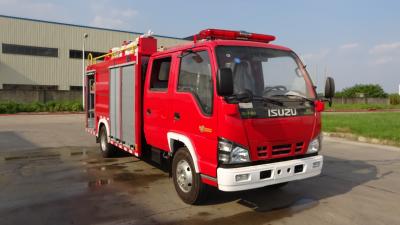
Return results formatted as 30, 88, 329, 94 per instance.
217, 155, 323, 192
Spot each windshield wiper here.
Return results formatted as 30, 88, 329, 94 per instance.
253, 96, 284, 106
272, 93, 315, 103
224, 93, 284, 106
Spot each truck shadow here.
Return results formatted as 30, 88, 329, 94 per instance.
200, 155, 378, 211
99, 149, 379, 225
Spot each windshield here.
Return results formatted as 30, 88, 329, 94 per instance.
216, 46, 315, 100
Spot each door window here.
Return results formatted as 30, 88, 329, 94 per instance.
149, 57, 171, 91
178, 51, 213, 115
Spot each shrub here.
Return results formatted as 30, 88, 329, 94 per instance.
0, 102, 18, 114
4, 102, 18, 113
0, 101, 83, 114
334, 91, 344, 98
389, 94, 400, 105
338, 84, 388, 98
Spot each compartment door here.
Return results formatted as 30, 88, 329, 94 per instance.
109, 67, 121, 139
121, 64, 135, 147
85, 71, 95, 128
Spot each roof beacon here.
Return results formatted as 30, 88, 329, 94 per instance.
196, 28, 276, 43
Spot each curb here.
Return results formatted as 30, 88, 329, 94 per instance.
322, 132, 400, 147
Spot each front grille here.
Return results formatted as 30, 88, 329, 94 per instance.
257, 146, 267, 157
295, 142, 304, 152
272, 144, 291, 155
256, 141, 305, 159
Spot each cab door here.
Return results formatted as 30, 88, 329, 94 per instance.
171, 48, 218, 176
143, 55, 173, 151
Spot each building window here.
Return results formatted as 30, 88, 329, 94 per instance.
69, 50, 107, 60
2, 84, 58, 90
70, 86, 83, 91
2, 43, 58, 57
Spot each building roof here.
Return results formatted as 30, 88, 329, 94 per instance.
0, 14, 183, 40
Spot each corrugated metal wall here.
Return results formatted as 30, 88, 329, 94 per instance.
0, 16, 187, 90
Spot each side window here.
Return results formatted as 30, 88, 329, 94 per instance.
178, 51, 213, 115
150, 57, 171, 91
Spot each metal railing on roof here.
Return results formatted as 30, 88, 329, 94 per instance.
88, 44, 138, 65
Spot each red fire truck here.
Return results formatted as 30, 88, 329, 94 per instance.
85, 29, 335, 204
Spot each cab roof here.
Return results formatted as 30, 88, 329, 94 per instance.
152, 39, 292, 57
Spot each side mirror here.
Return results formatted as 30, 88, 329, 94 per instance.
324, 77, 335, 98
217, 68, 234, 96
324, 77, 335, 106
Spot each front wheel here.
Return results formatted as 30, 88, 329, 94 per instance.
172, 147, 207, 204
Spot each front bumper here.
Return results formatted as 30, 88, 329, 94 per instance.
217, 155, 323, 192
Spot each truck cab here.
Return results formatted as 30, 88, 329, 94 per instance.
142, 29, 335, 204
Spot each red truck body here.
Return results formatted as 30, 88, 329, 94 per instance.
85, 29, 330, 204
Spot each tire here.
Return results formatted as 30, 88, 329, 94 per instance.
172, 147, 207, 205
99, 126, 116, 158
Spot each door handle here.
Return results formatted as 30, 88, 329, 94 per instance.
174, 112, 180, 121
146, 108, 151, 115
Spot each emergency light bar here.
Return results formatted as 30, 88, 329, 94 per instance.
196, 29, 276, 43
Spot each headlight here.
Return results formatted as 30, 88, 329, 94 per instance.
307, 135, 321, 154
231, 146, 250, 163
218, 138, 250, 164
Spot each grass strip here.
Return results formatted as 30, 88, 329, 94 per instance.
327, 103, 400, 111
322, 112, 400, 144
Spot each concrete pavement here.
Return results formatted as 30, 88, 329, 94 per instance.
0, 114, 399, 225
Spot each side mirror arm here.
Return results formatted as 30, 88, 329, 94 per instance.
320, 97, 333, 107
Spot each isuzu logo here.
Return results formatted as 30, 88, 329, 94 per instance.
267, 108, 297, 117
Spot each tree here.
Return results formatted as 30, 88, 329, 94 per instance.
336, 84, 388, 98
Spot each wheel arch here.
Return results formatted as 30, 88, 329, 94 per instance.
97, 118, 110, 142
167, 132, 200, 173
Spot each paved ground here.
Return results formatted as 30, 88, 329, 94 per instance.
0, 114, 399, 225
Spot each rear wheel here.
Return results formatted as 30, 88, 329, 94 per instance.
172, 147, 207, 205
99, 126, 115, 158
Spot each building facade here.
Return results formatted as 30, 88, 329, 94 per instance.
0, 15, 186, 102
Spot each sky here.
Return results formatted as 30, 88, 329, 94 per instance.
0, 0, 399, 93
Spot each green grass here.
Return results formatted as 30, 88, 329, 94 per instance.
0, 101, 83, 114
322, 112, 400, 144
327, 103, 400, 111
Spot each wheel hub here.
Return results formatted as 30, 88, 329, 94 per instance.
176, 159, 193, 193
100, 133, 107, 151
